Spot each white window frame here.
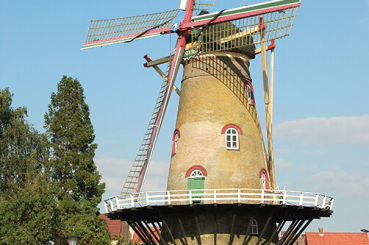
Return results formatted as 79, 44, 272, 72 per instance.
225, 128, 239, 150
246, 84, 252, 105
190, 169, 204, 178
261, 172, 266, 189
250, 219, 259, 235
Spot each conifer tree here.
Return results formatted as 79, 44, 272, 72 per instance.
44, 76, 110, 244
0, 88, 57, 244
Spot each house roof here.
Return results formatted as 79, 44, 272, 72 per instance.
305, 232, 369, 245
100, 214, 122, 240
131, 227, 161, 244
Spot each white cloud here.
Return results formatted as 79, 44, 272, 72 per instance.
95, 156, 130, 192
94, 155, 169, 193
274, 115, 369, 145
308, 171, 369, 198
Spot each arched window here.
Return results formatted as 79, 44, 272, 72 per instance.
172, 129, 180, 155
185, 165, 207, 178
226, 128, 238, 150
221, 124, 243, 150
190, 169, 204, 177
260, 169, 269, 190
251, 219, 259, 235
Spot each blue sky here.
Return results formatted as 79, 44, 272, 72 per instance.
1, 0, 369, 233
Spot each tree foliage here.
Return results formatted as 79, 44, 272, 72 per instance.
44, 76, 110, 244
0, 88, 56, 244
0, 77, 111, 244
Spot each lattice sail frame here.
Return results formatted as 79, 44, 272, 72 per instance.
191, 6, 299, 53
83, 9, 180, 49
194, 0, 216, 11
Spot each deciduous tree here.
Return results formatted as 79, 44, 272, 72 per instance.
0, 88, 56, 244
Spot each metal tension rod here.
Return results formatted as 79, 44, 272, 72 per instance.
144, 54, 181, 96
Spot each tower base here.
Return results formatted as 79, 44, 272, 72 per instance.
107, 203, 332, 245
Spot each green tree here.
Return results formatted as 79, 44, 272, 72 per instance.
0, 88, 57, 244
44, 76, 110, 244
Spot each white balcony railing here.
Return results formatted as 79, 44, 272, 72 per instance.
104, 188, 334, 213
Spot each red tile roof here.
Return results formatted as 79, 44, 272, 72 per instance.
132, 227, 160, 244
100, 214, 123, 240
305, 232, 369, 245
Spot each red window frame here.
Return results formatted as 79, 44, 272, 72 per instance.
172, 129, 180, 155
260, 168, 269, 190
245, 79, 255, 106
185, 165, 207, 178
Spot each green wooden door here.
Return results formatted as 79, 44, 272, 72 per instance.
188, 177, 204, 204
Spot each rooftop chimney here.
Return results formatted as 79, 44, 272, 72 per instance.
318, 227, 324, 236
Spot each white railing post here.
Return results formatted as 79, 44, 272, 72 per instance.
261, 189, 265, 204
145, 192, 150, 206
104, 201, 109, 212
238, 189, 241, 203
214, 189, 217, 204
299, 192, 304, 206
105, 200, 113, 212
329, 198, 334, 209
130, 195, 135, 207
189, 190, 192, 204
167, 191, 171, 205
314, 194, 319, 207
109, 200, 115, 211
322, 196, 326, 207
283, 191, 287, 204
115, 196, 119, 209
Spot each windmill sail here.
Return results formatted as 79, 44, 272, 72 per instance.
82, 9, 180, 49
188, 0, 300, 54
119, 60, 172, 197
120, 40, 185, 198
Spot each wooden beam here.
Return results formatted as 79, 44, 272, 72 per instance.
178, 217, 189, 245
131, 212, 157, 245
289, 218, 313, 245
228, 213, 237, 245
256, 210, 275, 245
144, 55, 173, 67
214, 207, 218, 245
277, 212, 302, 245
218, 26, 259, 44
260, 16, 275, 190
242, 215, 255, 245
185, 41, 200, 51
144, 219, 160, 244
269, 43, 276, 190
194, 215, 202, 245
284, 214, 309, 245
161, 217, 178, 245
126, 219, 151, 245
146, 211, 166, 245
144, 55, 181, 96
267, 210, 289, 245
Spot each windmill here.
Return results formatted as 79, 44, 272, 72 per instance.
82, 0, 334, 244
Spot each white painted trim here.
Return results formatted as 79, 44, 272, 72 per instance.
105, 188, 334, 213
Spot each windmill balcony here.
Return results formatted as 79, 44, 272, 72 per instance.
104, 188, 334, 213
